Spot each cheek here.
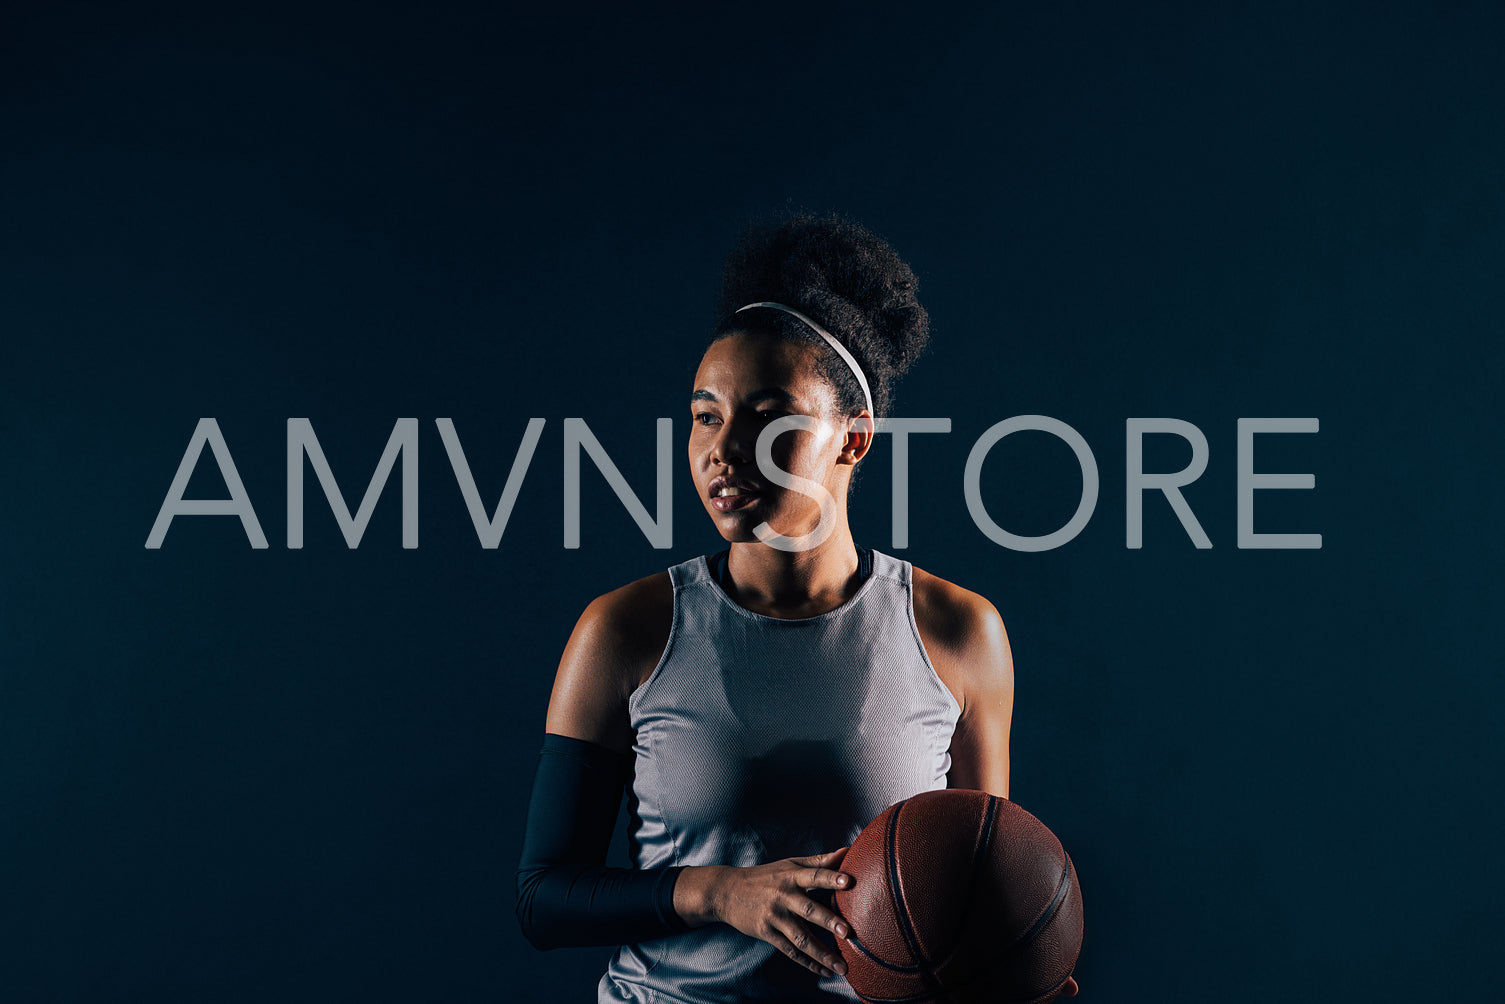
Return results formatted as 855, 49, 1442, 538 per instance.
771, 430, 841, 482
687, 426, 712, 461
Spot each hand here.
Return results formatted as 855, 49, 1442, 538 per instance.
675, 848, 854, 979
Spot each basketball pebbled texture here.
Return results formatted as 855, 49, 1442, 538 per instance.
833, 790, 1083, 1004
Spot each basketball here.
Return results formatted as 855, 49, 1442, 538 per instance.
832, 789, 1083, 1003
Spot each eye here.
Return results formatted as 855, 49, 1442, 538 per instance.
758, 409, 789, 421
694, 412, 721, 427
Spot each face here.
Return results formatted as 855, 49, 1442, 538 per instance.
689, 331, 864, 544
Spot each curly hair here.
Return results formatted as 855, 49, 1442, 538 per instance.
710, 211, 931, 422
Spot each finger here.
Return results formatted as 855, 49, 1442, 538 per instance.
791, 847, 849, 868
787, 891, 851, 940
793, 918, 850, 977
764, 925, 836, 979
796, 865, 854, 891
775, 904, 850, 973
773, 918, 848, 978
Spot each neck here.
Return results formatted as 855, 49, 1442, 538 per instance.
722, 526, 863, 619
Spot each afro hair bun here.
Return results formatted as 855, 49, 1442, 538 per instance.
712, 211, 930, 418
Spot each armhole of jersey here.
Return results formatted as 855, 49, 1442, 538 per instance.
903, 562, 965, 723
627, 567, 682, 717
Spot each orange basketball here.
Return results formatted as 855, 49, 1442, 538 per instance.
833, 790, 1083, 1003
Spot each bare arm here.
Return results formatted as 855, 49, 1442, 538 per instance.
943, 599, 1014, 798
913, 569, 1015, 798
542, 584, 656, 753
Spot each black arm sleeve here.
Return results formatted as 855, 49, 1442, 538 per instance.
515, 732, 689, 951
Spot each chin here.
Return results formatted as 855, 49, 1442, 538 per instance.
709, 515, 760, 544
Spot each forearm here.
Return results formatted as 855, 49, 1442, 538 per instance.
517, 860, 687, 950
514, 732, 691, 950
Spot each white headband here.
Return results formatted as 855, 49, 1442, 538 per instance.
733, 301, 874, 420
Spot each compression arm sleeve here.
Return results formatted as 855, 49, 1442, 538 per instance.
515, 732, 689, 951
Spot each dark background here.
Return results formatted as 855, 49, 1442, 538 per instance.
3, 2, 1500, 1001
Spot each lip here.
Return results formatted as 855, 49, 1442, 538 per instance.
708, 473, 763, 512
711, 492, 761, 512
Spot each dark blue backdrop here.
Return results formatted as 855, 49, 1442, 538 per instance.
3, 2, 1500, 1001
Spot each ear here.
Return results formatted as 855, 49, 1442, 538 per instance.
838, 412, 875, 465
1060, 976, 1079, 997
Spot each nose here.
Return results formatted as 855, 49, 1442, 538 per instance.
710, 413, 753, 467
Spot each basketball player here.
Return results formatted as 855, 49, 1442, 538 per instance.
517, 214, 1080, 1002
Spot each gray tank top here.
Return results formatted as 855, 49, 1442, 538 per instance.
600, 547, 962, 1003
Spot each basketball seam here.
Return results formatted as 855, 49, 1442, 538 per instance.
925, 833, 1078, 999
971, 795, 999, 883
934, 844, 1076, 966
915, 857, 1078, 1004
884, 798, 936, 980
925, 793, 998, 976
1003, 852, 1074, 955
845, 932, 926, 973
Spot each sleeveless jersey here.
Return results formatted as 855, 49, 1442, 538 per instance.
599, 547, 963, 1003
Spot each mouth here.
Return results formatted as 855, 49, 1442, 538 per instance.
709, 475, 763, 513
711, 486, 761, 512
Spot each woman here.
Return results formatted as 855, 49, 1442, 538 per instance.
517, 213, 1079, 1002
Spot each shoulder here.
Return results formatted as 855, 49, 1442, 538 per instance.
544, 568, 675, 750
910, 564, 1009, 655
573, 569, 675, 679
909, 563, 1013, 713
